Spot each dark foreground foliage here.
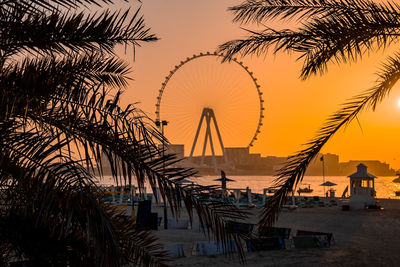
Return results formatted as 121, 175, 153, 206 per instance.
0, 1, 248, 266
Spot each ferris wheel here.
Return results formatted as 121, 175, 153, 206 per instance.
155, 52, 264, 157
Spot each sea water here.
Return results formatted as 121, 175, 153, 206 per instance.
95, 175, 400, 199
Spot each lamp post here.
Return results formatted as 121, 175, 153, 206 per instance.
321, 155, 326, 196
156, 119, 168, 229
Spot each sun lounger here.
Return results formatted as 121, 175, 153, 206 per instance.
9, 261, 32, 267
192, 240, 237, 256
329, 199, 338, 206
246, 226, 291, 251
293, 235, 330, 248
293, 236, 319, 248
167, 218, 189, 229
281, 204, 297, 210
152, 243, 185, 258
246, 237, 285, 251
189, 218, 202, 232
296, 230, 334, 247
226, 221, 254, 235
257, 226, 291, 240
163, 243, 185, 258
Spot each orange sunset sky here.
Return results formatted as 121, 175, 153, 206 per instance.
114, 0, 400, 169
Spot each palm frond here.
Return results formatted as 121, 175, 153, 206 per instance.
0, 53, 131, 120
220, 0, 400, 79
1, 0, 117, 14
1, 6, 157, 56
229, 0, 397, 23
218, 28, 305, 61
258, 53, 400, 228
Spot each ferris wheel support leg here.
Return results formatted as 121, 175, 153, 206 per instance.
210, 109, 227, 164
200, 115, 211, 166
189, 110, 206, 161
206, 116, 218, 171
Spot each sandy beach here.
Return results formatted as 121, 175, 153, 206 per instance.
150, 198, 400, 266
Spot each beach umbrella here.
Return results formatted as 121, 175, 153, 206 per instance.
320, 181, 337, 197
213, 177, 236, 182
320, 181, 337, 187
214, 170, 235, 197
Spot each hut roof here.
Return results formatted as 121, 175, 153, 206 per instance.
348, 163, 376, 179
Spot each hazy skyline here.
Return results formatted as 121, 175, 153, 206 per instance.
116, 0, 400, 169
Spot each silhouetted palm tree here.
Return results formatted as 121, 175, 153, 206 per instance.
219, 0, 400, 227
0, 1, 247, 266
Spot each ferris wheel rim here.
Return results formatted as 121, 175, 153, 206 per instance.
155, 51, 264, 148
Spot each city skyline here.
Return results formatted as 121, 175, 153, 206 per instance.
166, 143, 397, 176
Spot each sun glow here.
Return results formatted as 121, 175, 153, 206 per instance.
398, 98, 400, 108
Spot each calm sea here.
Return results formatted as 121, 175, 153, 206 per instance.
96, 175, 400, 199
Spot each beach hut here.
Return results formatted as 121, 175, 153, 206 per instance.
348, 164, 377, 209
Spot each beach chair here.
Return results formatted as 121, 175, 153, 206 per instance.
192, 240, 237, 256
226, 221, 254, 236
189, 218, 202, 232
167, 218, 189, 229
246, 237, 285, 251
9, 261, 32, 267
246, 226, 291, 251
152, 243, 185, 259
329, 199, 338, 206
257, 226, 291, 240
296, 230, 334, 247
293, 235, 330, 248
163, 243, 186, 258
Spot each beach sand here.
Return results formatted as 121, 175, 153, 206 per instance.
151, 199, 400, 266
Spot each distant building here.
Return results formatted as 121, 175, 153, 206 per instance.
340, 160, 395, 176
166, 144, 185, 159
225, 147, 250, 166
305, 153, 340, 175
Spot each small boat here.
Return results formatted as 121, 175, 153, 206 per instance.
297, 184, 313, 194
393, 173, 400, 183
393, 172, 400, 196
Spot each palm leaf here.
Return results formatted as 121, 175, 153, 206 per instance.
229, 0, 396, 23
219, 0, 400, 79
1, 6, 157, 57
258, 53, 400, 227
